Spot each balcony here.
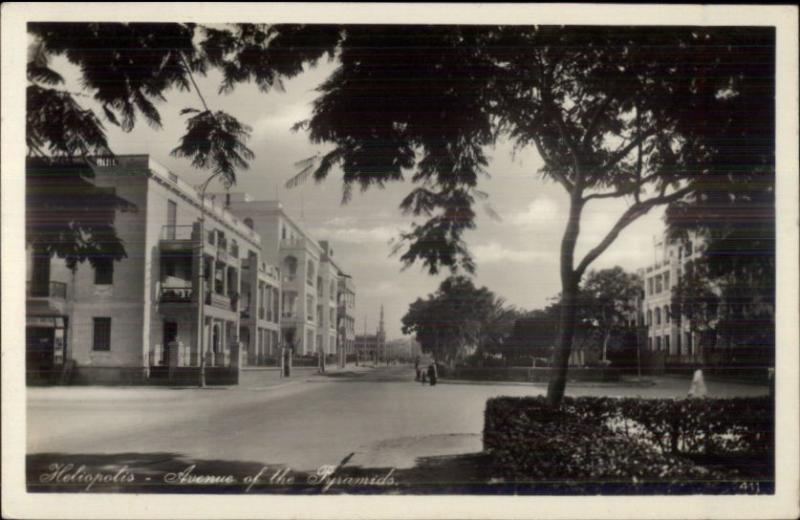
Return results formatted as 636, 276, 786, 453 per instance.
160, 225, 197, 252
205, 292, 233, 312
160, 285, 194, 303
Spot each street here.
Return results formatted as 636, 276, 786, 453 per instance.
27, 365, 769, 493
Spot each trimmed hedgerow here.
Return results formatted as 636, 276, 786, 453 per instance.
483, 396, 773, 493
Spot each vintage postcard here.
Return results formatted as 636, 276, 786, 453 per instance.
2, 3, 798, 519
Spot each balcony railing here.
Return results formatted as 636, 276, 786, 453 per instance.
205, 292, 232, 311
160, 286, 193, 303
27, 281, 67, 299
161, 225, 195, 241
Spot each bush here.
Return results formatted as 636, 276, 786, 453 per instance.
483, 396, 773, 493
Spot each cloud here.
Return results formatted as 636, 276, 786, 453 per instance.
472, 242, 549, 264
361, 280, 403, 296
250, 102, 313, 141
310, 223, 403, 245
508, 198, 562, 227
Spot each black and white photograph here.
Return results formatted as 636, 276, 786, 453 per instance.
2, 3, 798, 519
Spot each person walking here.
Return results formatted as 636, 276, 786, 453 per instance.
427, 361, 438, 386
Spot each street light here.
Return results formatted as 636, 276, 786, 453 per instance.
196, 171, 223, 388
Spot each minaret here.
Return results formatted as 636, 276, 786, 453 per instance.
378, 305, 385, 341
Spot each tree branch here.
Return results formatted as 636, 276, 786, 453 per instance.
602, 129, 656, 173
582, 171, 663, 202
180, 52, 210, 113
575, 185, 693, 278
532, 135, 574, 192
582, 94, 615, 148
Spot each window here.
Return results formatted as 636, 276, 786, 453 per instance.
685, 241, 693, 256
647, 278, 654, 295
664, 336, 670, 353
330, 308, 336, 326
330, 280, 336, 301
307, 295, 314, 320
94, 258, 114, 285
663, 272, 670, 289
677, 334, 682, 354
646, 310, 652, 326
664, 305, 670, 323
307, 261, 315, 286
93, 318, 111, 351
655, 308, 661, 325
655, 275, 662, 293
656, 336, 662, 351
166, 200, 177, 239
647, 337, 653, 350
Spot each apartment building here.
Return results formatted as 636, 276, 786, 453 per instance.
221, 195, 354, 358
637, 232, 703, 364
337, 274, 357, 360
26, 155, 269, 384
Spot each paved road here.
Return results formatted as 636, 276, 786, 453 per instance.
27, 366, 768, 474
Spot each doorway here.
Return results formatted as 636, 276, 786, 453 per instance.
27, 327, 55, 382
163, 321, 178, 365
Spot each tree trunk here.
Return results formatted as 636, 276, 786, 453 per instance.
547, 279, 579, 406
602, 329, 611, 363
547, 195, 584, 407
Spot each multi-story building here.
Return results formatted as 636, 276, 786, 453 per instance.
26, 154, 356, 384
26, 155, 268, 384
239, 255, 281, 365
220, 195, 354, 358
337, 274, 357, 361
637, 232, 704, 365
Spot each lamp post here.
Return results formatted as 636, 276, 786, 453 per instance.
196, 171, 222, 388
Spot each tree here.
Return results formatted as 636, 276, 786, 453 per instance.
475, 298, 523, 359
299, 26, 774, 404
671, 255, 775, 368
580, 267, 642, 363
671, 259, 720, 354
401, 276, 497, 366
25, 23, 340, 266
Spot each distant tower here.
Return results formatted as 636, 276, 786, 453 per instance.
378, 305, 385, 341
378, 304, 386, 362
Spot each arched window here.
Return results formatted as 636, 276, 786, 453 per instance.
664, 305, 670, 323
655, 308, 661, 325
646, 309, 652, 326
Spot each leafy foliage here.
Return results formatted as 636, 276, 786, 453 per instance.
26, 22, 336, 265
484, 396, 773, 492
171, 108, 255, 185
26, 157, 136, 269
580, 267, 642, 360
401, 276, 498, 363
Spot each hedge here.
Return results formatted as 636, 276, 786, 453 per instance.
483, 396, 773, 493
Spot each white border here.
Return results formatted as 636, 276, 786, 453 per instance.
2, 3, 798, 519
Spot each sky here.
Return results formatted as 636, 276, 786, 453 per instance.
54, 53, 666, 340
